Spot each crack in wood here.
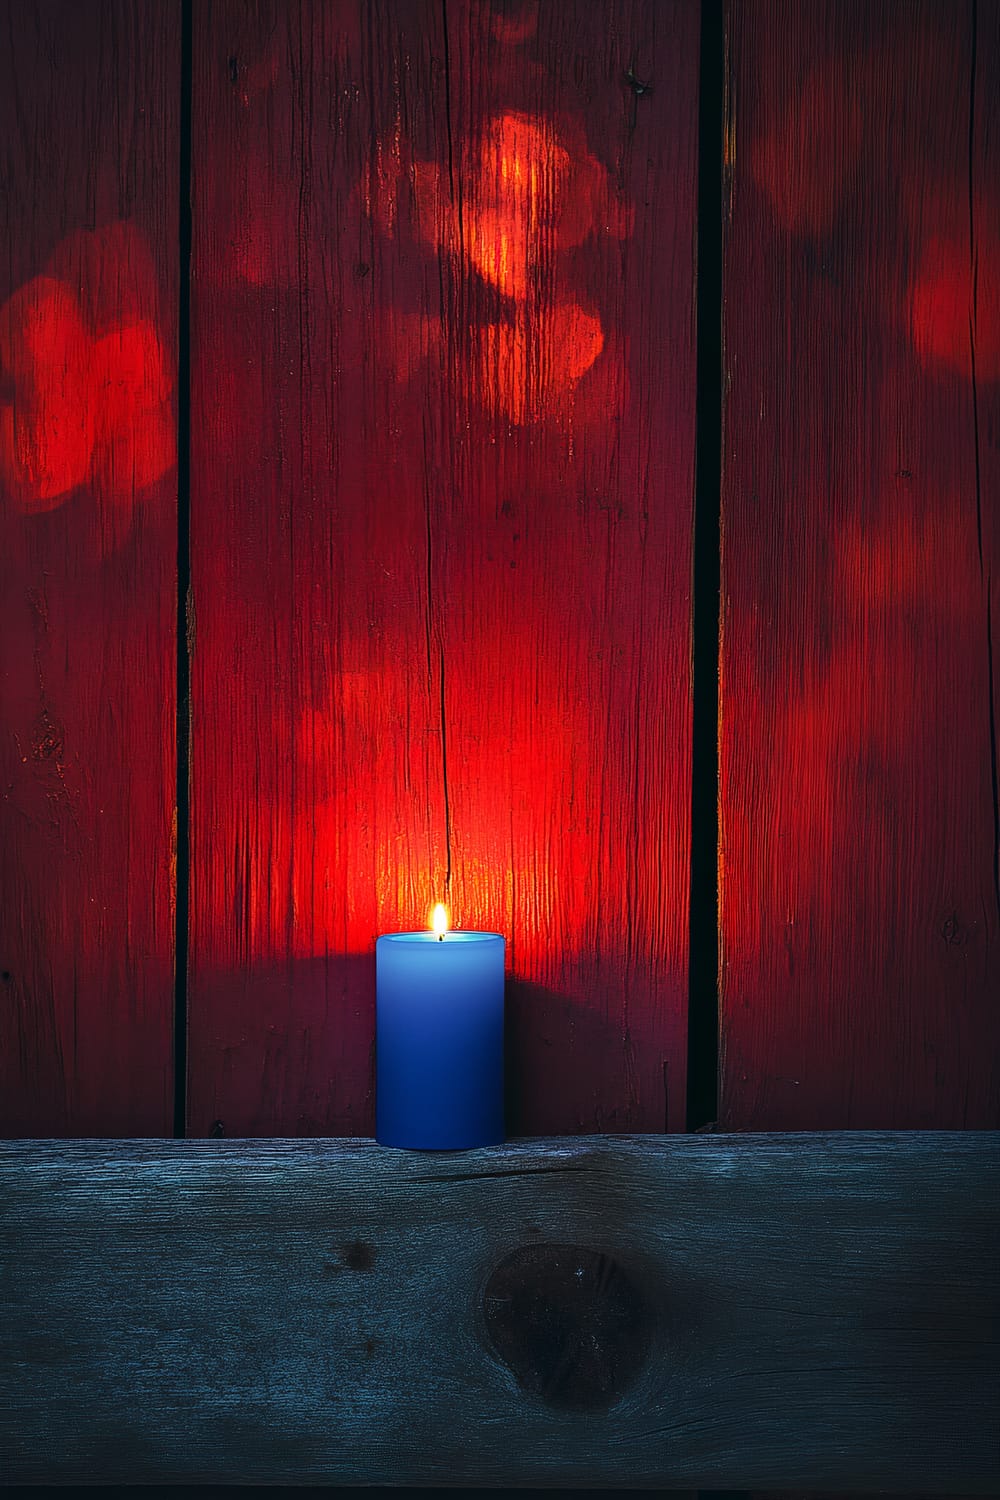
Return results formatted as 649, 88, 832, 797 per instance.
412, 1163, 590, 1183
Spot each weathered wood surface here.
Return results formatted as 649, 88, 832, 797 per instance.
720, 0, 1000, 1131
187, 0, 698, 1138
1, 1133, 996, 1489
0, 0, 179, 1133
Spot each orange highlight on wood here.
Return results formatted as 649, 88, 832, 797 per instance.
909, 235, 1000, 380
368, 107, 624, 425
483, 302, 605, 423
0, 278, 93, 509
0, 222, 174, 527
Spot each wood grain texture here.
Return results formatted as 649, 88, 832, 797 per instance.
0, 0, 179, 1133
187, 0, 698, 1137
1, 1132, 996, 1488
720, 0, 1000, 1129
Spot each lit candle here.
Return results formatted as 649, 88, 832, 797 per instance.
376, 905, 505, 1149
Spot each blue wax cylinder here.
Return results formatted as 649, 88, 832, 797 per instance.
376, 930, 505, 1149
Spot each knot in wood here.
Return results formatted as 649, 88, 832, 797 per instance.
481, 1242, 651, 1411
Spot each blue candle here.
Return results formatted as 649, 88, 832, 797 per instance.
376, 907, 505, 1149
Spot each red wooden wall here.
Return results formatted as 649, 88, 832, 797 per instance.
1, 0, 997, 1156
721, 0, 999, 1132
0, 0, 179, 1133
186, 0, 698, 1137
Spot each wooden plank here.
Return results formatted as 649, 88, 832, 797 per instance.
0, 0, 179, 1133
187, 0, 698, 1137
720, 0, 1000, 1129
1, 1132, 996, 1489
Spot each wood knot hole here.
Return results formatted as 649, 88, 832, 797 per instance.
341, 1239, 376, 1271
481, 1242, 652, 1411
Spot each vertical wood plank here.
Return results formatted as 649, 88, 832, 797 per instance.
720, 21, 1000, 1500
188, 0, 698, 1136
0, 0, 179, 1133
720, 0, 999, 1127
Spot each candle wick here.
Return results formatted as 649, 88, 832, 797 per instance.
438, 934, 444, 941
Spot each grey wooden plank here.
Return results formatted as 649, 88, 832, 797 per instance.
1, 1133, 996, 1489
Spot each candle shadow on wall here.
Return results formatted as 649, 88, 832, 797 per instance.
186, 958, 674, 1138
504, 976, 671, 1136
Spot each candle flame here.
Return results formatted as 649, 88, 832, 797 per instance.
431, 903, 449, 939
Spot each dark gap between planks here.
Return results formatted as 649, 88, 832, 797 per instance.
686, 0, 724, 1135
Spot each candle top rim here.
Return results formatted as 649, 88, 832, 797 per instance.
377, 930, 504, 944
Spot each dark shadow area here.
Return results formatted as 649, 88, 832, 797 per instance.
184, 953, 378, 1138
6, 1491, 696, 1498
505, 974, 681, 1134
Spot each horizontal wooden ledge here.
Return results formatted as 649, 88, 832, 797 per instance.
1, 1132, 997, 1490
